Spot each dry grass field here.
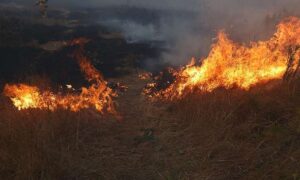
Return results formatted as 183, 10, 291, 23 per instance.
1, 75, 300, 179
1, 6, 300, 180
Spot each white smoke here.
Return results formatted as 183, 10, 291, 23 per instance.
2, 0, 300, 65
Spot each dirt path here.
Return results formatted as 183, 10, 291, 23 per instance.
115, 74, 167, 128
103, 73, 182, 179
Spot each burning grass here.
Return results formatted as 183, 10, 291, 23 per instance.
145, 17, 300, 100
0, 75, 300, 179
1, 14, 300, 180
141, 15, 300, 176
3, 38, 117, 115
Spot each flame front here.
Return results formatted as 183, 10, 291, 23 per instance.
145, 17, 300, 100
3, 39, 117, 114
4, 84, 42, 110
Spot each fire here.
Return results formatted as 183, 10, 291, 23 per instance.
3, 38, 117, 114
4, 84, 43, 110
138, 72, 152, 80
144, 17, 300, 100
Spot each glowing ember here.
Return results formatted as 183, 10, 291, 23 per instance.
138, 72, 152, 80
144, 17, 300, 100
3, 38, 117, 114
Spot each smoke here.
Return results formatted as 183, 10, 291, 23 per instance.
158, 0, 300, 65
0, 0, 201, 11
2, 0, 300, 66
100, 19, 163, 43
82, 0, 300, 65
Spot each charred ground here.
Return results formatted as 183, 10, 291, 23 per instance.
0, 12, 162, 89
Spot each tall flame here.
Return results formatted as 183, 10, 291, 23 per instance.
3, 38, 117, 114
145, 17, 300, 100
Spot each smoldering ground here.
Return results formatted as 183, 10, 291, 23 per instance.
2, 0, 300, 67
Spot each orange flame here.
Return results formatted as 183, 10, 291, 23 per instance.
145, 17, 300, 100
138, 72, 152, 80
3, 38, 117, 114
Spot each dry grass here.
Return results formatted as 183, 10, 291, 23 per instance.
0, 77, 300, 179
0, 75, 180, 180
163, 81, 300, 179
0, 106, 119, 179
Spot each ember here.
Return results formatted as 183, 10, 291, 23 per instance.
138, 72, 152, 80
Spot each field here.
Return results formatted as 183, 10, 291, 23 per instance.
1, 75, 300, 179
1, 6, 300, 180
